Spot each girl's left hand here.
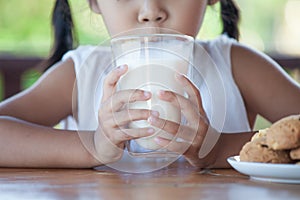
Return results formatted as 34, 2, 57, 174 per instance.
148, 74, 210, 167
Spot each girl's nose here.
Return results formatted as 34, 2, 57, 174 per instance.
138, 0, 167, 23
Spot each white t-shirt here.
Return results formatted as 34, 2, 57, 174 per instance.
62, 34, 251, 133
62, 34, 251, 171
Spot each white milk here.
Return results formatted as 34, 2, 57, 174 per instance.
116, 50, 190, 150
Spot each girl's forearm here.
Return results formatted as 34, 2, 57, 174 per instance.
0, 115, 256, 169
0, 116, 101, 168
206, 131, 256, 168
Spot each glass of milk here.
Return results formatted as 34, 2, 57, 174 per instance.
110, 34, 194, 157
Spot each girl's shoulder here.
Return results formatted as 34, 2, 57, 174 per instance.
62, 45, 110, 64
223, 36, 300, 123
196, 34, 266, 57
198, 35, 300, 123
196, 34, 277, 71
196, 34, 237, 51
195, 34, 239, 71
62, 45, 112, 72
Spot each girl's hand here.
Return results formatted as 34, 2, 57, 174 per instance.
149, 74, 210, 167
94, 65, 158, 164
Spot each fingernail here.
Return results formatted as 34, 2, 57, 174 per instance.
147, 116, 156, 124
175, 73, 187, 85
175, 73, 184, 80
117, 65, 126, 72
151, 111, 159, 117
154, 137, 161, 144
147, 128, 155, 134
144, 91, 151, 98
157, 90, 165, 96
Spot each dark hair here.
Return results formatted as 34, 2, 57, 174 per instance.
42, 0, 77, 71
220, 0, 240, 40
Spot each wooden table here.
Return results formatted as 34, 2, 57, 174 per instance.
0, 161, 299, 200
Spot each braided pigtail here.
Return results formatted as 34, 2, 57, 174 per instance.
220, 0, 240, 40
43, 0, 77, 71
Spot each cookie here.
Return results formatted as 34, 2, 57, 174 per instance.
251, 128, 268, 142
290, 146, 300, 160
239, 138, 292, 164
266, 115, 300, 150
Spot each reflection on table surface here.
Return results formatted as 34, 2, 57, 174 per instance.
0, 161, 299, 200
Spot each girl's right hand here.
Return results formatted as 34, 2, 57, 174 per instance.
93, 65, 158, 164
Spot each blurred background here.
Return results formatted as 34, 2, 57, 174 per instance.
0, 0, 299, 128
0, 0, 299, 56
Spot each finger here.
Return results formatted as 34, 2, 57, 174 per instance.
154, 137, 191, 155
157, 90, 201, 124
109, 109, 159, 127
102, 65, 128, 102
103, 89, 152, 113
175, 73, 205, 115
148, 116, 197, 143
147, 115, 179, 135
111, 127, 156, 144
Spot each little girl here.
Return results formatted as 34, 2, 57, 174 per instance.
0, 0, 299, 170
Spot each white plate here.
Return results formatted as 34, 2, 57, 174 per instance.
227, 156, 300, 184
